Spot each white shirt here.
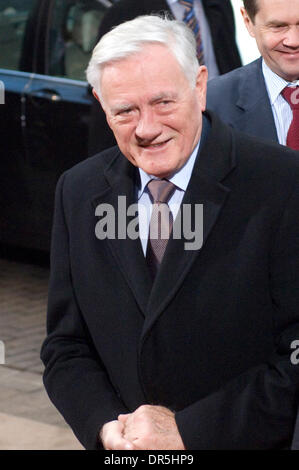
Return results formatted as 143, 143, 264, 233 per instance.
166, 0, 219, 79
137, 141, 200, 255
262, 60, 299, 146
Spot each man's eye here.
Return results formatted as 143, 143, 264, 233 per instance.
270, 24, 288, 30
156, 100, 174, 108
119, 109, 132, 115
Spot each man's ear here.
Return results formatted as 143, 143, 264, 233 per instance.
241, 6, 255, 38
195, 65, 208, 111
92, 88, 101, 103
92, 88, 107, 114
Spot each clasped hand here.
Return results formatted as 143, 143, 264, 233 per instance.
101, 405, 185, 450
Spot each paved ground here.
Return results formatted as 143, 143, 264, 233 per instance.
0, 250, 83, 450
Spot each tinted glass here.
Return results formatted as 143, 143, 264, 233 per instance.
47, 0, 111, 80
0, 0, 37, 70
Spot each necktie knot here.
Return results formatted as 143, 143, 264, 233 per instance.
282, 86, 299, 110
147, 179, 176, 204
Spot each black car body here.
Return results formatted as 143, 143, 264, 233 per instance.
0, 0, 115, 251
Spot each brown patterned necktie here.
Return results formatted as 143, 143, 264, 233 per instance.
146, 179, 176, 279
281, 86, 299, 151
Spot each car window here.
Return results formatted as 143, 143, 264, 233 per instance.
47, 0, 111, 81
0, 0, 37, 71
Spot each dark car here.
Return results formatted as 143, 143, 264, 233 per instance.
0, 0, 116, 252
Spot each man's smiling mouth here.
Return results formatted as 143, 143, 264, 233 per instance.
140, 138, 172, 149
278, 49, 299, 56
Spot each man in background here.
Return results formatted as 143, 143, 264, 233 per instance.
98, 0, 241, 78
207, 0, 299, 150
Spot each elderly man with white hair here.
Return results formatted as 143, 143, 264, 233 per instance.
41, 15, 299, 450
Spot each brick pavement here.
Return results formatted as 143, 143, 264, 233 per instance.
0, 255, 83, 449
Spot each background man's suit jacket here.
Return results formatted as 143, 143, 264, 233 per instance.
206, 57, 278, 142
98, 0, 241, 75
88, 0, 242, 156
41, 112, 299, 450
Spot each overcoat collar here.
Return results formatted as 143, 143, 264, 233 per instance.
91, 112, 235, 326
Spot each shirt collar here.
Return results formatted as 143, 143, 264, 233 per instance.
138, 140, 200, 199
262, 59, 299, 105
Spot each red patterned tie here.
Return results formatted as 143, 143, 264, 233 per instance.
179, 0, 204, 64
146, 179, 176, 279
281, 86, 299, 151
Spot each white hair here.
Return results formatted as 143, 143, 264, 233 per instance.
86, 14, 199, 98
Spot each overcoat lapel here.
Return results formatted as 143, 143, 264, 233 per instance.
91, 151, 152, 317
143, 113, 236, 332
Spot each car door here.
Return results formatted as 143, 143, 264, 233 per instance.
0, 0, 42, 250
1, 0, 113, 251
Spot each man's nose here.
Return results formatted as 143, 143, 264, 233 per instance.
135, 109, 162, 141
283, 26, 299, 48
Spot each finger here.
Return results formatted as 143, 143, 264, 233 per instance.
112, 439, 135, 450
122, 417, 146, 443
118, 413, 131, 423
102, 420, 135, 450
104, 440, 135, 450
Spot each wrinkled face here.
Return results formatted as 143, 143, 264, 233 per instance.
97, 44, 207, 178
242, 0, 299, 81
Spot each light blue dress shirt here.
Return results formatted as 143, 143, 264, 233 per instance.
137, 141, 200, 255
262, 60, 299, 146
166, 0, 219, 79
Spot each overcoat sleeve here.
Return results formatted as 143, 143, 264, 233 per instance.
40, 173, 129, 450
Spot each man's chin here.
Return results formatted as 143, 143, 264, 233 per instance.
281, 69, 299, 82
133, 156, 174, 178
272, 58, 299, 81
138, 164, 173, 179
143, 169, 173, 178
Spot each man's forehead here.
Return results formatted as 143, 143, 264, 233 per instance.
101, 46, 188, 104
101, 43, 180, 74
257, 0, 299, 18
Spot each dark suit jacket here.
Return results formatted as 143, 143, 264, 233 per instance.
206, 57, 279, 142
88, 0, 242, 156
41, 112, 299, 450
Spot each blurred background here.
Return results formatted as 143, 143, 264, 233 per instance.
0, 0, 260, 450
231, 0, 259, 64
